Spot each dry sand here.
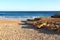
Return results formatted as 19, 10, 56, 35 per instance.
0, 20, 60, 40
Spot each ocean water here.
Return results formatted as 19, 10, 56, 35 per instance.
0, 11, 60, 20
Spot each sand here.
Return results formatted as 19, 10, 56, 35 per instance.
0, 20, 60, 40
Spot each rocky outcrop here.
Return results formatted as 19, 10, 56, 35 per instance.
51, 14, 60, 18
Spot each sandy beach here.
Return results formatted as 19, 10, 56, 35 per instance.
0, 20, 60, 40
0, 20, 21, 24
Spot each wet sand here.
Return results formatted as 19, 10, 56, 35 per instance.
0, 20, 60, 40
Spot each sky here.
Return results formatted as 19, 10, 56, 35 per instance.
0, 0, 60, 11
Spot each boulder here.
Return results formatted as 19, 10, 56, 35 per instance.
51, 14, 60, 18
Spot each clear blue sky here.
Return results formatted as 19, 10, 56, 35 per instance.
0, 0, 60, 11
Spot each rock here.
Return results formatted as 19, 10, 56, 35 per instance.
34, 18, 41, 21
27, 19, 34, 21
51, 14, 60, 18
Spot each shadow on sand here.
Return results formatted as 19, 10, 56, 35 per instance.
21, 25, 60, 35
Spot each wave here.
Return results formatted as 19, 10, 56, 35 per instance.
0, 16, 41, 21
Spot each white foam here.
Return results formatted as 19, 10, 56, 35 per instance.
0, 16, 36, 21
0, 16, 42, 21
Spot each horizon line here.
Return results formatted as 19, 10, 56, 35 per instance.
0, 11, 60, 12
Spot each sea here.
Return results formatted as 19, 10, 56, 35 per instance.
0, 11, 60, 21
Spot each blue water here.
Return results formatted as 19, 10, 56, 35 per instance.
0, 11, 60, 16
0, 11, 60, 20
